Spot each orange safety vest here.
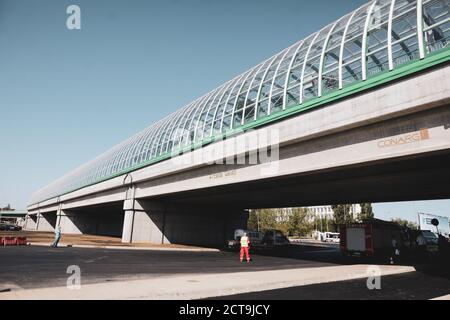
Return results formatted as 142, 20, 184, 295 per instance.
241, 236, 250, 248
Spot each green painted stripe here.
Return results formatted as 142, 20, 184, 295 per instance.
30, 47, 450, 206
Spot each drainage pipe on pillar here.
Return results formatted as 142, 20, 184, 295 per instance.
161, 202, 167, 245
122, 183, 136, 244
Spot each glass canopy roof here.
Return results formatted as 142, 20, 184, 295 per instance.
30, 0, 450, 205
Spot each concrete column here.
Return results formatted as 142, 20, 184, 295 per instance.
58, 210, 83, 235
35, 212, 56, 231
122, 210, 135, 244
36, 213, 56, 232
35, 213, 41, 231
131, 208, 168, 244
56, 207, 62, 228
24, 214, 38, 231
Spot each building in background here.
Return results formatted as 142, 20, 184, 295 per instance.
308, 205, 362, 220
0, 210, 27, 226
274, 204, 362, 222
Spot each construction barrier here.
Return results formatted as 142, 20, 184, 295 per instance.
3, 237, 17, 246
0, 236, 28, 246
16, 237, 27, 246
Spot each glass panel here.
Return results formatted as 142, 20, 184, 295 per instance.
193, 89, 222, 143
179, 96, 209, 147
322, 15, 352, 94
285, 35, 315, 108
211, 76, 243, 136
243, 58, 275, 124
221, 69, 255, 132
183, 94, 212, 146
424, 0, 450, 53
256, 49, 289, 118
391, 0, 419, 67
341, 5, 371, 87
269, 43, 300, 114
366, 0, 391, 77
232, 66, 262, 129
302, 25, 333, 102
199, 82, 231, 141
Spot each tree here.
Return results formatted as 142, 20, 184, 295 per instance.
250, 209, 277, 231
247, 210, 259, 231
287, 208, 313, 237
331, 204, 355, 225
358, 203, 374, 222
391, 218, 419, 230
248, 208, 315, 237
313, 216, 338, 232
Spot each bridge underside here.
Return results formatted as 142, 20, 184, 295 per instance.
161, 148, 450, 209
30, 202, 247, 247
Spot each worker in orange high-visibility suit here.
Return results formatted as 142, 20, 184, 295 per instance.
240, 233, 251, 263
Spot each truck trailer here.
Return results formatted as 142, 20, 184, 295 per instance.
340, 219, 405, 257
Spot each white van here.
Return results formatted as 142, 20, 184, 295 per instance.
324, 232, 340, 243
227, 229, 264, 250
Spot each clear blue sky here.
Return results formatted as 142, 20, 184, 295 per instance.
0, 0, 448, 223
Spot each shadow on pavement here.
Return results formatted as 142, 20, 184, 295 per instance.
208, 271, 450, 300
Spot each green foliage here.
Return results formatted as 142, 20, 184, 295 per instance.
248, 208, 314, 237
331, 204, 355, 225
358, 203, 374, 222
248, 209, 277, 231
287, 208, 313, 237
313, 216, 338, 232
248, 204, 375, 237
391, 218, 419, 230
247, 210, 259, 231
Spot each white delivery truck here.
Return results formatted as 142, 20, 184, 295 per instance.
324, 232, 340, 243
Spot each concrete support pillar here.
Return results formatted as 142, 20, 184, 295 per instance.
24, 214, 38, 231
35, 213, 41, 231
56, 207, 62, 228
122, 210, 135, 244
58, 210, 83, 235
36, 213, 56, 232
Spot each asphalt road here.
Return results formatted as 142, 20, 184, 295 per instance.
0, 245, 339, 291
211, 271, 450, 300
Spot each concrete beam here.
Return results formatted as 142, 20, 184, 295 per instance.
134, 105, 450, 200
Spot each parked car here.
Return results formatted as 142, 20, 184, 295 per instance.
0, 223, 22, 231
262, 230, 290, 246
415, 230, 439, 261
